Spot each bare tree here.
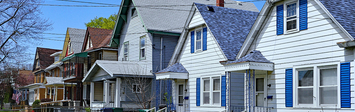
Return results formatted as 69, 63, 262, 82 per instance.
0, 0, 51, 64
124, 75, 155, 109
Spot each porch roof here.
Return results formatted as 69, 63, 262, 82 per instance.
156, 63, 188, 80
222, 50, 274, 72
44, 77, 65, 85
82, 60, 153, 82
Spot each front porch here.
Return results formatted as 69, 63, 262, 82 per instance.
222, 50, 274, 112
89, 78, 121, 110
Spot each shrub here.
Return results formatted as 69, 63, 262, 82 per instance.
32, 100, 40, 108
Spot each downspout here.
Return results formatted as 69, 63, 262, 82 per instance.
160, 37, 163, 70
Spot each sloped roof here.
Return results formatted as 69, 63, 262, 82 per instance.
156, 63, 188, 74
134, 0, 258, 33
195, 3, 258, 60
224, 50, 272, 64
68, 28, 86, 54
83, 27, 113, 52
33, 47, 61, 71
45, 77, 64, 85
319, 0, 355, 39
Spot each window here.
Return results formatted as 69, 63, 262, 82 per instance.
54, 56, 59, 62
295, 65, 338, 107
36, 59, 40, 67
178, 84, 184, 106
202, 76, 220, 105
286, 3, 297, 31
131, 8, 137, 18
195, 29, 202, 51
123, 42, 129, 61
139, 36, 145, 60
98, 52, 102, 60
132, 84, 141, 93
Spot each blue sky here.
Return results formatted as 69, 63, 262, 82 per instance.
28, 0, 265, 63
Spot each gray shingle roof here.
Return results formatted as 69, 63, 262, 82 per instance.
68, 28, 86, 54
318, 0, 355, 39
225, 50, 272, 64
134, 0, 258, 33
156, 63, 188, 74
45, 77, 64, 85
195, 3, 259, 60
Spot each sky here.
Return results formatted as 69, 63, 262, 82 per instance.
27, 0, 265, 64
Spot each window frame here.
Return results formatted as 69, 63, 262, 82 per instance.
123, 41, 129, 61
132, 84, 142, 93
284, 0, 299, 33
293, 63, 340, 108
139, 36, 146, 60
201, 76, 221, 106
195, 28, 203, 52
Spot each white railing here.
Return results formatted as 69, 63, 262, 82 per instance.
91, 101, 105, 110
230, 106, 273, 112
157, 107, 167, 112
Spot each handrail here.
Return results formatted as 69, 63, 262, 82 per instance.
157, 107, 167, 112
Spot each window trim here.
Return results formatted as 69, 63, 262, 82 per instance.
195, 28, 203, 52
293, 62, 340, 108
201, 76, 221, 106
132, 84, 142, 93
139, 36, 146, 60
123, 41, 129, 61
284, 0, 299, 33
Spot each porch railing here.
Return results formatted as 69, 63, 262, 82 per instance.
91, 101, 115, 110
230, 106, 273, 112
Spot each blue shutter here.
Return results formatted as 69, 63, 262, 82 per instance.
299, 0, 308, 30
203, 27, 207, 51
196, 78, 200, 106
221, 75, 226, 106
341, 62, 351, 108
191, 31, 195, 53
155, 80, 160, 110
285, 68, 293, 107
277, 5, 284, 35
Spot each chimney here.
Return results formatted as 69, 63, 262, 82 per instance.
216, 0, 224, 7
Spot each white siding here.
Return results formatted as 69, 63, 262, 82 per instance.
117, 3, 153, 68
178, 10, 227, 112
247, 0, 355, 111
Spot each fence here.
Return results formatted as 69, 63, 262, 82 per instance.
230, 106, 273, 112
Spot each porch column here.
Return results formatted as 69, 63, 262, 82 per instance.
104, 81, 109, 104
115, 78, 121, 107
45, 88, 47, 98
83, 84, 87, 100
55, 86, 58, 101
90, 82, 94, 107
49, 87, 52, 99
36, 89, 39, 100
63, 84, 66, 100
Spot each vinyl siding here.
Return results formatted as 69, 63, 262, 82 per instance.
178, 10, 227, 112
152, 34, 179, 72
117, 3, 152, 64
94, 82, 103, 101
103, 50, 117, 61
230, 72, 244, 106
247, 0, 355, 111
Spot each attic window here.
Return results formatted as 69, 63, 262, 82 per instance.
206, 6, 214, 12
131, 8, 137, 18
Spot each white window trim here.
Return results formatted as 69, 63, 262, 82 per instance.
123, 41, 129, 61
132, 84, 142, 93
194, 28, 203, 52
284, 0, 300, 34
293, 62, 341, 108
201, 75, 221, 106
139, 36, 146, 60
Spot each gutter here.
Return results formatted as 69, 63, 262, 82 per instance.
337, 41, 355, 48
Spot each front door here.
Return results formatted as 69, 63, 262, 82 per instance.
255, 76, 267, 107
176, 83, 185, 112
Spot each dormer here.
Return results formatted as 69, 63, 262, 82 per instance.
50, 51, 62, 63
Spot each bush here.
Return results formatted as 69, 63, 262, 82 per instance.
32, 100, 40, 108
85, 107, 91, 112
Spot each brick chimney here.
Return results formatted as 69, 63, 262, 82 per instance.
216, 0, 224, 7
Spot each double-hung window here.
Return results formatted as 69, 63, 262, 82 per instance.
295, 65, 338, 107
132, 84, 141, 93
286, 2, 297, 31
202, 76, 221, 105
123, 42, 129, 61
195, 29, 202, 51
140, 36, 145, 60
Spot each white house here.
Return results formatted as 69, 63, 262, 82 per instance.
231, 0, 355, 111
156, 2, 260, 112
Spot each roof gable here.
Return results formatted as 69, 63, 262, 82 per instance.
110, 0, 259, 47
82, 27, 113, 52
195, 3, 259, 60
33, 47, 61, 71
156, 63, 188, 74
224, 50, 272, 65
